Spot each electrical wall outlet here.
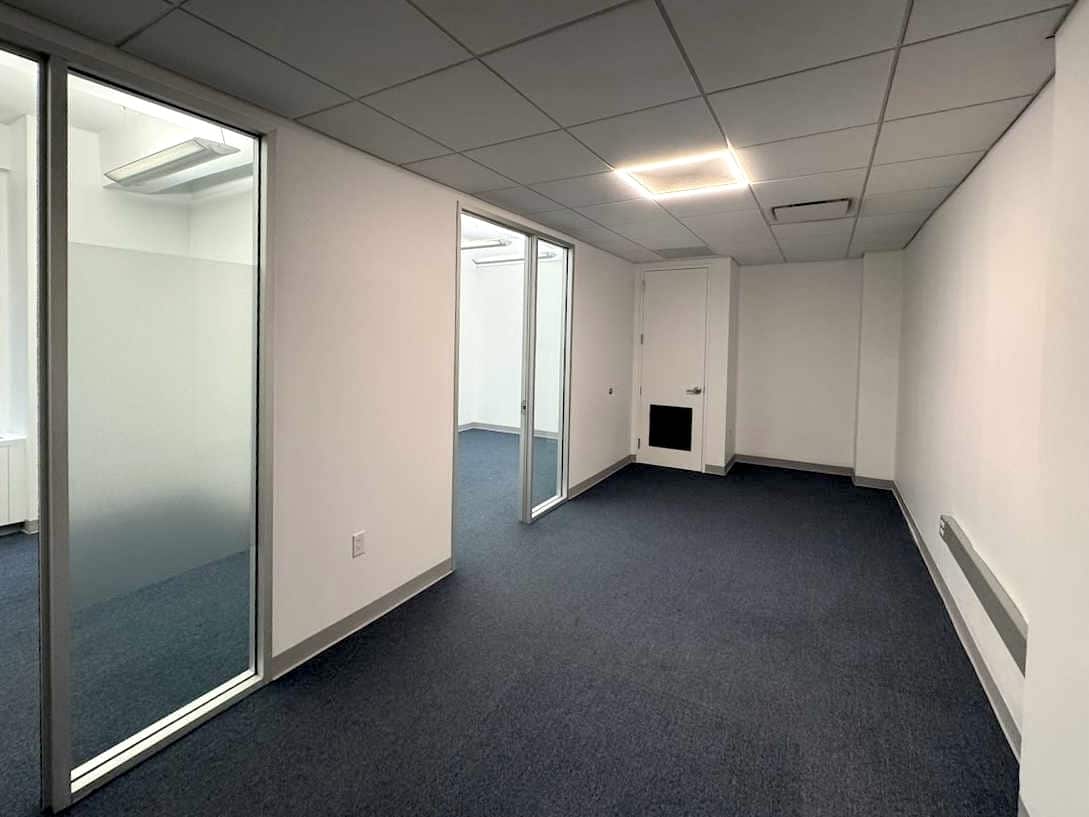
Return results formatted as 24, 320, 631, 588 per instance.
352, 530, 366, 558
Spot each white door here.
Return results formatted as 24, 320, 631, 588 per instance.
638, 267, 708, 471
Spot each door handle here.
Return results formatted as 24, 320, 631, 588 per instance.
685, 386, 703, 395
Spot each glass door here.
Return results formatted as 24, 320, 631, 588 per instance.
47, 69, 262, 803
526, 239, 570, 515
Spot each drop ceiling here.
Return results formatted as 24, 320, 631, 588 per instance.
8, 0, 1066, 264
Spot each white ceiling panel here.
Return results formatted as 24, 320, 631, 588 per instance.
737, 125, 877, 182
530, 172, 640, 208
710, 52, 892, 147
866, 152, 983, 194
484, 0, 697, 125
850, 211, 928, 254
531, 208, 607, 238
875, 97, 1029, 163
576, 198, 668, 230
402, 154, 512, 192
569, 98, 724, 168
906, 0, 1068, 43
680, 209, 783, 263
610, 217, 704, 251
587, 234, 664, 263
412, 0, 619, 52
299, 102, 449, 164
663, 0, 907, 91
5, 0, 170, 44
887, 10, 1060, 119
466, 131, 609, 184
185, 0, 469, 97
476, 186, 559, 214
753, 169, 867, 216
772, 219, 854, 262
365, 61, 554, 150
659, 186, 758, 218
125, 11, 350, 118
861, 186, 952, 216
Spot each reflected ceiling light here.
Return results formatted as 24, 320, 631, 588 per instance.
614, 149, 749, 200
460, 238, 512, 250
105, 138, 239, 187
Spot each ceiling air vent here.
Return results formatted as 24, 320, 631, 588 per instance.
656, 245, 713, 259
771, 198, 851, 223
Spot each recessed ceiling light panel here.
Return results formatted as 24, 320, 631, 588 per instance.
615, 149, 749, 200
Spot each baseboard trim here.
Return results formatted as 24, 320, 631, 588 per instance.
1019, 796, 1030, 817
852, 475, 894, 490
268, 558, 454, 680
892, 485, 1022, 759
703, 463, 727, 476
0, 522, 26, 537
22, 519, 39, 534
458, 422, 559, 440
570, 455, 634, 498
734, 454, 853, 477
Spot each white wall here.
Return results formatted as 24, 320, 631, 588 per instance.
1019, 3, 1089, 813
854, 251, 902, 481
896, 86, 1053, 735
268, 126, 636, 654
736, 260, 862, 467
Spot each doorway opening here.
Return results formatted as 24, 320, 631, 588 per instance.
454, 211, 571, 547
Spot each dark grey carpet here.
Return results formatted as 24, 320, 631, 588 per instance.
56, 429, 1015, 815
0, 536, 249, 817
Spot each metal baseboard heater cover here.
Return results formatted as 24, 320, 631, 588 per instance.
939, 514, 1028, 673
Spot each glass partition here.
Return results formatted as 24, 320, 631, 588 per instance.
530, 240, 568, 512
66, 73, 258, 772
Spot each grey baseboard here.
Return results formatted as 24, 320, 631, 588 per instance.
458, 422, 559, 440
570, 454, 634, 498
22, 519, 39, 534
852, 475, 894, 490
703, 463, 727, 476
892, 485, 1022, 759
0, 522, 25, 537
268, 558, 453, 680
734, 454, 854, 477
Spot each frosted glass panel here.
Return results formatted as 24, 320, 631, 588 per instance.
530, 242, 567, 510
67, 75, 257, 766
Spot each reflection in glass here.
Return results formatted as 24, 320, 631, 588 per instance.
66, 74, 257, 766
531, 241, 567, 510
0, 46, 42, 817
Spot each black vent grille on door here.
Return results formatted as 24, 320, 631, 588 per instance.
648, 404, 692, 451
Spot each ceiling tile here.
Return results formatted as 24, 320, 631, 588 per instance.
659, 186, 758, 218
412, 0, 618, 52
752, 169, 867, 216
466, 131, 609, 184
402, 154, 512, 192
185, 0, 468, 97
906, 0, 1068, 43
772, 218, 854, 262
531, 208, 607, 238
476, 186, 559, 214
850, 211, 928, 254
680, 209, 783, 263
663, 0, 907, 91
587, 234, 664, 263
875, 97, 1028, 163
862, 186, 952, 216
5, 0, 170, 43
299, 102, 449, 164
530, 172, 640, 208
569, 98, 724, 168
736, 125, 877, 182
125, 10, 350, 117
887, 10, 1060, 119
576, 198, 668, 230
484, 0, 697, 125
866, 152, 983, 194
364, 61, 554, 151
710, 53, 892, 148
610, 217, 704, 250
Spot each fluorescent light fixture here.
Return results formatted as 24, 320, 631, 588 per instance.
105, 138, 240, 187
460, 238, 512, 250
615, 149, 749, 201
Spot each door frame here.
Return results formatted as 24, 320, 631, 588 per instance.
452, 206, 574, 534
0, 13, 278, 806
634, 264, 711, 471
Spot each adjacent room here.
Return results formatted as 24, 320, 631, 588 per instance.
0, 1, 1086, 816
